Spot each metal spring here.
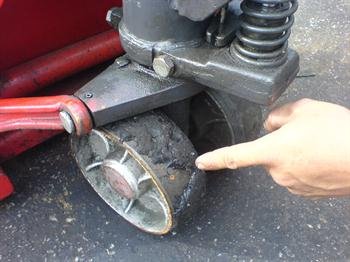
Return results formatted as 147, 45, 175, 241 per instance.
231, 0, 298, 67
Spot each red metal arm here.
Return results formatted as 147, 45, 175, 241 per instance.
0, 30, 124, 162
0, 113, 62, 131
0, 96, 92, 136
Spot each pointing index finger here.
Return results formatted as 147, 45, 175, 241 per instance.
195, 134, 275, 171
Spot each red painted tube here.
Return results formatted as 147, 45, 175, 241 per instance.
0, 167, 14, 200
0, 113, 62, 132
0, 130, 61, 163
0, 30, 123, 98
0, 94, 96, 162
0, 95, 93, 135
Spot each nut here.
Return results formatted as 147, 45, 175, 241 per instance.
153, 55, 175, 78
106, 7, 123, 28
115, 57, 130, 68
106, 9, 113, 24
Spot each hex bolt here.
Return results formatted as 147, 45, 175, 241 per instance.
106, 7, 123, 29
115, 57, 130, 68
59, 111, 75, 134
106, 9, 113, 24
153, 55, 175, 78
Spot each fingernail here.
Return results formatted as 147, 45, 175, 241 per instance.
196, 161, 205, 170
195, 157, 205, 170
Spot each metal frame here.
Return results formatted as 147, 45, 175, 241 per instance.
0, 0, 300, 200
0, 0, 300, 139
116, 0, 299, 105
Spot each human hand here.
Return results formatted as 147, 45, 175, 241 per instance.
195, 99, 350, 198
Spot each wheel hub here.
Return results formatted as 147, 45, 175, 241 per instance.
102, 159, 139, 200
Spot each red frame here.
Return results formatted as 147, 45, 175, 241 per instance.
0, 0, 123, 199
0, 0, 121, 71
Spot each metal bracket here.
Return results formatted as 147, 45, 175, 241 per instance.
75, 58, 204, 127
206, 6, 239, 47
159, 44, 299, 105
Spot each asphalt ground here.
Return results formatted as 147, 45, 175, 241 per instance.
1, 0, 350, 261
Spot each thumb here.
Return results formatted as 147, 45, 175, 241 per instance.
195, 135, 274, 171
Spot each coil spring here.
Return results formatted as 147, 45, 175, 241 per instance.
231, 0, 298, 67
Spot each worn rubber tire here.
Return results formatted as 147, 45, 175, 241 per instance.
189, 90, 262, 154
71, 111, 206, 234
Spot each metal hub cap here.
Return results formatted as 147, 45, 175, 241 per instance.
102, 159, 139, 199
74, 129, 171, 234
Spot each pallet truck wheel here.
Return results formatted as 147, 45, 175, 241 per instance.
71, 111, 205, 235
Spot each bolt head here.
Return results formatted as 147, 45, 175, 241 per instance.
59, 111, 75, 134
115, 57, 130, 68
153, 55, 175, 78
106, 7, 122, 28
106, 9, 113, 23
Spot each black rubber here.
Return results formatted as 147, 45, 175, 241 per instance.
189, 90, 262, 154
